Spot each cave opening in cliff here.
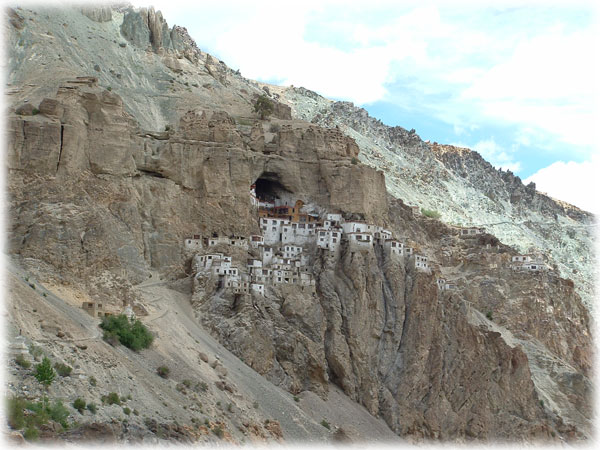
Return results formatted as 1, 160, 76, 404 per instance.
254, 174, 294, 205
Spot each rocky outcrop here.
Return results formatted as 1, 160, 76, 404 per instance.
80, 6, 112, 23
7, 81, 385, 303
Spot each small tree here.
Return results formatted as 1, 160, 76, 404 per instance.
254, 95, 274, 120
34, 357, 56, 387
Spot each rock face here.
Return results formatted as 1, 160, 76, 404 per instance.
4, 5, 593, 444
80, 6, 112, 23
273, 90, 596, 312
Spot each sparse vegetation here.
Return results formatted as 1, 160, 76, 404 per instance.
34, 357, 56, 386
321, 419, 331, 430
73, 398, 86, 413
157, 365, 170, 378
196, 381, 208, 392
54, 362, 72, 377
183, 379, 192, 388
253, 94, 274, 120
100, 314, 153, 351
29, 344, 43, 361
23, 426, 39, 441
10, 396, 71, 436
15, 354, 31, 369
102, 392, 121, 406
421, 209, 441, 219
212, 424, 224, 438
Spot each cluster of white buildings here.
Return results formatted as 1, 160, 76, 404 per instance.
510, 254, 549, 272
186, 196, 437, 297
258, 213, 424, 267
193, 240, 317, 296
194, 253, 267, 296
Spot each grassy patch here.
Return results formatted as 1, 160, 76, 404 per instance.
15, 354, 31, 369
421, 209, 441, 219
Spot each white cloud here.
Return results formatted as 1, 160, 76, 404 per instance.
459, 28, 598, 152
524, 158, 600, 214
148, 1, 598, 161
471, 138, 522, 173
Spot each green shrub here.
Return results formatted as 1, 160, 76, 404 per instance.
32, 108, 39, 115
29, 283, 36, 289
54, 362, 72, 377
15, 354, 31, 369
89, 376, 97, 387
123, 407, 131, 415
351, 157, 358, 165
34, 357, 56, 386
486, 311, 493, 321
133, 409, 139, 416
253, 95, 274, 120
183, 380, 192, 388
23, 426, 39, 441
106, 86, 112, 91
99, 314, 153, 351
321, 419, 330, 430
421, 209, 441, 219
73, 398, 86, 413
86, 403, 97, 414
293, 396, 299, 402
48, 400, 70, 429
102, 392, 121, 405
156, 365, 170, 378
7, 396, 26, 429
196, 381, 208, 392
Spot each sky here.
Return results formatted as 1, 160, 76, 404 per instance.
135, 0, 600, 213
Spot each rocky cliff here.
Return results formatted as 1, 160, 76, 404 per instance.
4, 4, 593, 444
269, 89, 596, 311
